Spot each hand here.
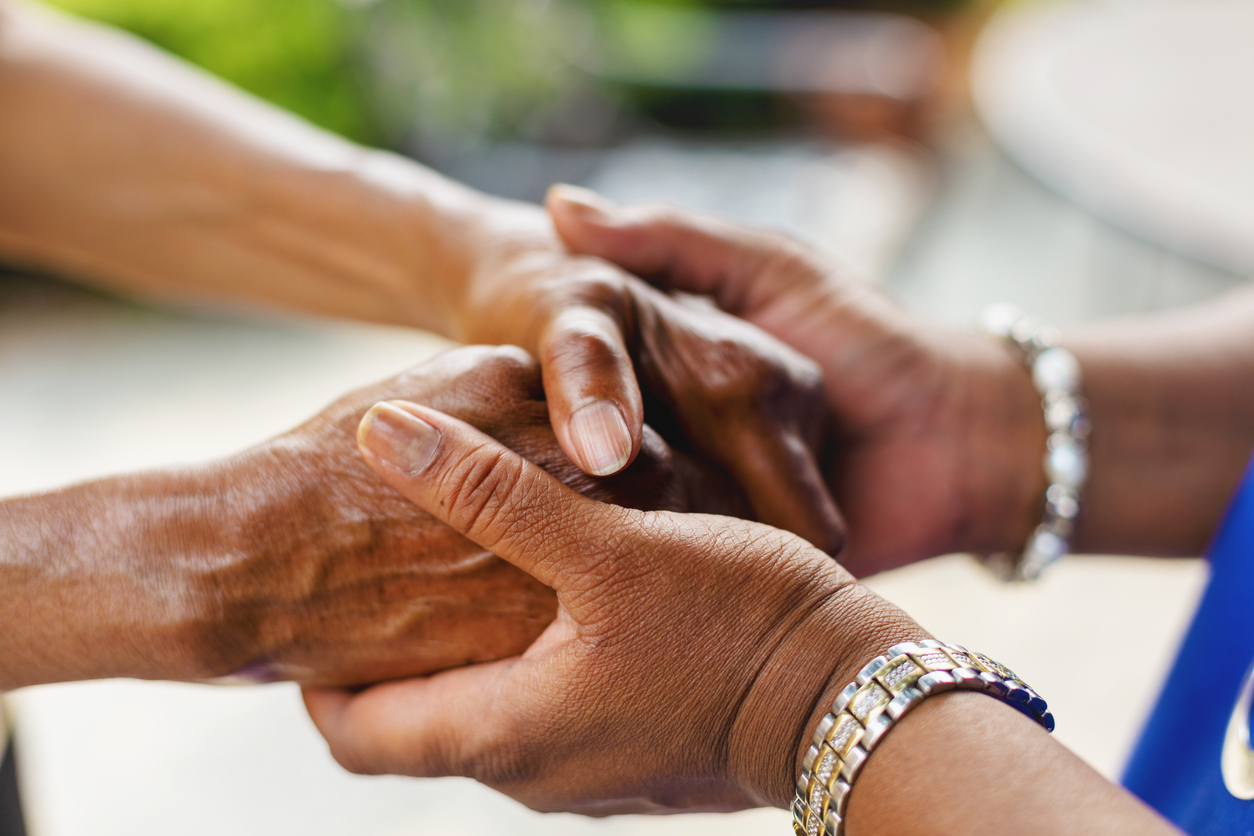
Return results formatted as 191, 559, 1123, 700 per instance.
546, 188, 1048, 576
304, 396, 926, 814
203, 345, 750, 688
444, 198, 845, 554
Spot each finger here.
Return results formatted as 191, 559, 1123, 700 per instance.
546, 184, 818, 315
303, 660, 513, 779
539, 305, 643, 477
715, 422, 846, 556
355, 399, 617, 590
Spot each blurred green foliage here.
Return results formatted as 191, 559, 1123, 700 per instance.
41, 0, 968, 149
43, 0, 379, 143
357, 0, 577, 148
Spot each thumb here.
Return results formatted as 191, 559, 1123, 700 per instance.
356, 400, 620, 594
545, 184, 818, 316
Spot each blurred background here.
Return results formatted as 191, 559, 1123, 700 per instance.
3, 0, 1252, 833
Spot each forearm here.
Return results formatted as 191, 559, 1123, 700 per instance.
0, 465, 251, 689
725, 583, 1177, 834
1064, 285, 1254, 556
845, 692, 1179, 836
0, 0, 504, 332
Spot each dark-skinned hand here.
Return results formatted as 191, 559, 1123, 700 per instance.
547, 187, 1047, 576
450, 201, 845, 555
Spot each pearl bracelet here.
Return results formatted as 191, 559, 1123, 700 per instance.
978, 304, 1091, 581
791, 640, 1054, 836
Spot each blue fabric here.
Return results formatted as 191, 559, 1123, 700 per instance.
1123, 456, 1254, 834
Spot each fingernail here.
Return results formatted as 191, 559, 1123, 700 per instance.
358, 402, 441, 474
547, 184, 616, 224
568, 400, 631, 476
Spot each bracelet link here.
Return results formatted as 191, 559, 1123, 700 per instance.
792, 641, 1054, 836
978, 304, 1090, 581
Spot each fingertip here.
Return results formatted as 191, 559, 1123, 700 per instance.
567, 400, 635, 477
356, 401, 442, 476
539, 308, 643, 477
545, 183, 618, 229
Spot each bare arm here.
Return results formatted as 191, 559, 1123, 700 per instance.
841, 693, 1175, 836
0, 0, 482, 330
0, 346, 759, 691
1065, 286, 1254, 555
0, 466, 244, 687
0, 1, 847, 537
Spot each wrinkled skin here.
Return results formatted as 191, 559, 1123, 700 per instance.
546, 191, 1048, 576
455, 206, 845, 556
306, 398, 925, 814
212, 345, 751, 688
0, 3, 854, 694
304, 399, 1179, 836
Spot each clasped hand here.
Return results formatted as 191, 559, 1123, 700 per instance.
305, 396, 923, 814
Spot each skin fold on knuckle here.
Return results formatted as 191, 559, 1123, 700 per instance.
544, 321, 629, 383
565, 268, 635, 325
527, 270, 633, 353
646, 299, 817, 427
754, 235, 830, 297
636, 205, 697, 278
746, 348, 824, 429
464, 731, 551, 796
431, 440, 530, 549
648, 332, 769, 421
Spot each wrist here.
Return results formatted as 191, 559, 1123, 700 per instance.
150, 463, 273, 682
436, 194, 563, 345
188, 444, 334, 682
332, 149, 510, 335
939, 332, 1048, 556
137, 448, 314, 683
727, 581, 928, 808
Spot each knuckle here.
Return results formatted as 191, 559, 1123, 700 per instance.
435, 443, 540, 550
656, 311, 819, 414
467, 742, 527, 787
758, 230, 821, 274
713, 343, 825, 419
473, 344, 542, 395
689, 343, 788, 409
393, 346, 513, 391
480, 343, 537, 373
556, 269, 633, 322
778, 349, 825, 401
546, 324, 626, 375
457, 719, 544, 789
